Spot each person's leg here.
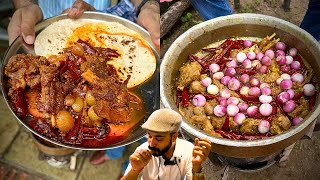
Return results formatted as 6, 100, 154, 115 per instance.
189, 0, 232, 20
300, 0, 320, 41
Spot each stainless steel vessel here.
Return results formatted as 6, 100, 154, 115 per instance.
1, 12, 160, 150
160, 14, 320, 158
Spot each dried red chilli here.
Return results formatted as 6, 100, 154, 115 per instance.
221, 116, 230, 131
215, 129, 269, 140
12, 88, 27, 118
182, 87, 189, 107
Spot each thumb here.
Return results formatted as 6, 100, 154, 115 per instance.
21, 10, 40, 45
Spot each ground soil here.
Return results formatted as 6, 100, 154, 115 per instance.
160, 0, 309, 57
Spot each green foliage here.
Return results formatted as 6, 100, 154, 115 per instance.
241, 4, 254, 13
180, 12, 193, 23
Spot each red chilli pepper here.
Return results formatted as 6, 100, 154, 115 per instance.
182, 87, 189, 107
13, 88, 27, 118
215, 129, 269, 140
221, 116, 230, 131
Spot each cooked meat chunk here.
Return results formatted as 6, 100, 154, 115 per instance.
229, 117, 240, 133
270, 114, 291, 135
240, 119, 261, 135
288, 98, 309, 118
204, 102, 214, 115
5, 54, 44, 91
189, 81, 206, 94
38, 65, 67, 114
211, 116, 226, 129
193, 107, 205, 116
190, 115, 213, 133
177, 62, 202, 90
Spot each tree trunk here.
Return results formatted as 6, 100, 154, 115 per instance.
160, 0, 191, 38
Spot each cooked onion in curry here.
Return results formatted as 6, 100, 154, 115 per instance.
4, 40, 145, 147
176, 34, 318, 140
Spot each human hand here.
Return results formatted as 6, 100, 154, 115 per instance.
137, 3, 160, 54
8, 4, 42, 45
63, 0, 96, 19
192, 138, 211, 172
129, 149, 152, 172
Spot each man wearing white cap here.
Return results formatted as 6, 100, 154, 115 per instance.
121, 108, 211, 180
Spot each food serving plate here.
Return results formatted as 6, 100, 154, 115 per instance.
161, 14, 320, 158
0, 12, 160, 150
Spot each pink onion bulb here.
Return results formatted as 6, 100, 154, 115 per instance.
192, 94, 206, 107
244, 40, 253, 47
265, 49, 275, 59
290, 61, 301, 70
242, 59, 252, 69
212, 72, 224, 80
228, 78, 241, 91
221, 76, 231, 85
226, 59, 237, 68
275, 42, 286, 51
276, 55, 286, 66
209, 63, 220, 73
280, 79, 293, 90
289, 48, 298, 57
276, 50, 285, 57
280, 65, 290, 73
227, 104, 239, 117
234, 113, 246, 125
247, 51, 256, 60
303, 84, 316, 96
259, 103, 273, 116
260, 83, 270, 89
256, 52, 264, 60
283, 100, 296, 113
247, 105, 258, 117
259, 95, 273, 104
259, 66, 268, 74
281, 73, 291, 80
227, 97, 239, 105
277, 92, 290, 104
207, 84, 219, 95
250, 77, 260, 87
240, 74, 250, 83
292, 117, 303, 126
214, 105, 227, 117
201, 77, 212, 87
285, 55, 293, 64
240, 86, 249, 96
261, 56, 271, 66
219, 97, 228, 106
220, 89, 231, 98
238, 102, 249, 112
287, 89, 295, 99
236, 52, 247, 63
225, 67, 236, 77
249, 87, 261, 96
291, 73, 304, 83
258, 120, 270, 134
276, 77, 283, 85
261, 87, 272, 96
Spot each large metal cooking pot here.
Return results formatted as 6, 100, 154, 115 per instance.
160, 14, 320, 158
0, 12, 160, 150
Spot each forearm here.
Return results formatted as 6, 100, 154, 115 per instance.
120, 169, 141, 180
12, 0, 35, 9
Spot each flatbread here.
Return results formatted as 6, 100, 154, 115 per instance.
34, 19, 156, 88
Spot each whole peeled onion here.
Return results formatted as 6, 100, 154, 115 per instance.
192, 94, 206, 107
259, 103, 273, 116
227, 104, 239, 117
214, 105, 227, 117
234, 113, 246, 125
228, 78, 241, 91
258, 120, 270, 134
303, 84, 316, 96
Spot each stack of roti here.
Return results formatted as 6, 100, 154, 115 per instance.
34, 19, 156, 88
